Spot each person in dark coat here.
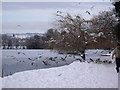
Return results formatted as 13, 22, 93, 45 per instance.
112, 43, 120, 73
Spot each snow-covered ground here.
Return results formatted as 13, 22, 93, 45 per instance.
0, 77, 1, 89
0, 49, 2, 90
2, 49, 118, 88
2, 61, 118, 88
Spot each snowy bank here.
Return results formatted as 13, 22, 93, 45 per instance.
0, 77, 2, 90
2, 61, 118, 88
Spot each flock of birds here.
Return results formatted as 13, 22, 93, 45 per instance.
8, 51, 113, 67
76, 58, 112, 64
42, 55, 68, 66
17, 3, 95, 31
56, 3, 95, 16
4, 51, 112, 77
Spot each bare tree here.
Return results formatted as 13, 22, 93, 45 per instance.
51, 13, 90, 60
89, 10, 118, 49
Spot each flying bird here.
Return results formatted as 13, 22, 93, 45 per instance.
57, 11, 62, 14
91, 5, 95, 10
83, 19, 85, 21
85, 11, 91, 15
17, 25, 21, 27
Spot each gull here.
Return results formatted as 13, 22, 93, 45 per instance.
57, 11, 62, 14
85, 11, 91, 15
91, 5, 95, 10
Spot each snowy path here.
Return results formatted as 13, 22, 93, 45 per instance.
2, 61, 118, 88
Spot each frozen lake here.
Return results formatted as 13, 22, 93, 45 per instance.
2, 49, 114, 77
2, 49, 76, 77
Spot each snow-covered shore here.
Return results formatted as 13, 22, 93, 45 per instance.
2, 49, 118, 88
2, 61, 118, 88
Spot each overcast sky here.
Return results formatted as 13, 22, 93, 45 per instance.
2, 2, 114, 34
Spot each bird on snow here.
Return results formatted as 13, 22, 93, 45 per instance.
103, 60, 108, 63
61, 55, 67, 61
49, 57, 57, 61
18, 52, 21, 54
22, 53, 25, 55
28, 58, 34, 61
31, 62, 34, 65
42, 60, 50, 65
108, 61, 112, 64
89, 58, 94, 62
95, 58, 100, 63
39, 56, 42, 58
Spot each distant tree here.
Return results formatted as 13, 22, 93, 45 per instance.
44, 29, 60, 49
13, 38, 19, 49
2, 34, 7, 49
7, 39, 12, 49
2, 34, 13, 49
45, 28, 55, 40
2, 34, 22, 49
26, 35, 44, 49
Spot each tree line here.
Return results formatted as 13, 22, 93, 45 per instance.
1, 34, 46, 49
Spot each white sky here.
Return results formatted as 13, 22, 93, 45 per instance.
1, 1, 115, 34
